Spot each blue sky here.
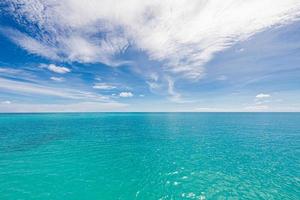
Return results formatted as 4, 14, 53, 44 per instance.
0, 0, 299, 112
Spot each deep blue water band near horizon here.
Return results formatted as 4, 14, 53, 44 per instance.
0, 113, 299, 199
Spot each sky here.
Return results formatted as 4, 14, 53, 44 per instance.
0, 0, 300, 112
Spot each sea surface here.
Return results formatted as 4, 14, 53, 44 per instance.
0, 113, 299, 200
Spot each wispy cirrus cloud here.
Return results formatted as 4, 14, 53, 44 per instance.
1, 100, 11, 104
0, 102, 127, 113
166, 77, 182, 103
50, 77, 64, 82
2, 0, 299, 79
0, 27, 59, 60
0, 77, 109, 101
93, 83, 116, 90
0, 66, 37, 81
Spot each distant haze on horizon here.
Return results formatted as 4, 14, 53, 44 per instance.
0, 0, 300, 112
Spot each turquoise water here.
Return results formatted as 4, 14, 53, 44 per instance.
0, 113, 299, 199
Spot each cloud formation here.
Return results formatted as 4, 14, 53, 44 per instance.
40, 64, 71, 74
119, 92, 133, 97
0, 67, 37, 81
256, 93, 271, 99
50, 77, 64, 82
167, 77, 182, 103
1, 100, 11, 104
0, 102, 127, 112
245, 93, 273, 111
0, 77, 108, 101
93, 83, 116, 90
2, 0, 300, 79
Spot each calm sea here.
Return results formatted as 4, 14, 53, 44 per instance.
0, 113, 299, 199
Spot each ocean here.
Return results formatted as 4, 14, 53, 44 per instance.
0, 113, 299, 199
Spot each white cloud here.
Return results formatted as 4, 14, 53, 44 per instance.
93, 83, 116, 90
0, 27, 59, 60
245, 93, 272, 111
256, 93, 271, 99
0, 67, 37, 81
0, 102, 127, 113
3, 0, 300, 79
1, 100, 11, 104
50, 77, 64, 82
119, 92, 133, 97
146, 81, 161, 90
0, 77, 108, 101
167, 77, 182, 103
0, 67, 25, 74
41, 64, 70, 74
